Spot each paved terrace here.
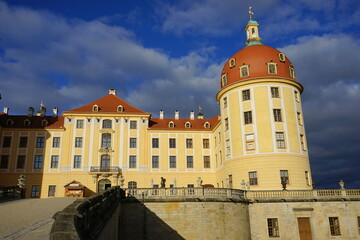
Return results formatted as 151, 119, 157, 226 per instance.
0, 198, 77, 240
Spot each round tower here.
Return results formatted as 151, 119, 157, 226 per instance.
216, 16, 312, 190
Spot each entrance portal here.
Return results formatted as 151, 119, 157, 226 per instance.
98, 179, 111, 193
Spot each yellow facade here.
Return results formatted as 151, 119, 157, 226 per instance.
0, 19, 313, 198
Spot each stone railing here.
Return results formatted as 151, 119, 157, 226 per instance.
50, 186, 124, 240
245, 189, 360, 201
123, 187, 245, 201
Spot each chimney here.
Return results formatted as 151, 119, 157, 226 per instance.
53, 107, 58, 117
175, 110, 179, 120
40, 107, 46, 117
108, 89, 116, 95
3, 107, 9, 114
159, 110, 164, 119
190, 111, 194, 120
28, 107, 34, 117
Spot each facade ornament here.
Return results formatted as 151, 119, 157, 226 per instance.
339, 180, 345, 189
150, 178, 154, 188
241, 180, 250, 191
248, 6, 254, 20
161, 177, 166, 188
173, 178, 177, 188
196, 177, 203, 187
17, 175, 26, 188
119, 175, 125, 188
281, 179, 287, 190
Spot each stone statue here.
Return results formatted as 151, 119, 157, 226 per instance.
281, 179, 287, 190
339, 180, 345, 189
17, 175, 26, 188
196, 177, 203, 187
161, 177, 166, 188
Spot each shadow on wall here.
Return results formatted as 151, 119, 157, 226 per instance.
120, 198, 185, 240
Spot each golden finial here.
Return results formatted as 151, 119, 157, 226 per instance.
249, 6, 254, 20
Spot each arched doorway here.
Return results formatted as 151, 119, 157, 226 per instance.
98, 178, 111, 192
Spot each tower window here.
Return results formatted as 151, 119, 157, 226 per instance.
240, 65, 249, 78
229, 58, 236, 68
246, 134, 255, 150
225, 118, 229, 130
300, 134, 306, 151
273, 109, 282, 122
271, 87, 279, 98
221, 73, 228, 86
276, 132, 285, 148
223, 97, 227, 108
294, 90, 300, 102
289, 66, 296, 79
267, 63, 277, 74
242, 89, 250, 101
244, 111, 253, 124
278, 53, 286, 62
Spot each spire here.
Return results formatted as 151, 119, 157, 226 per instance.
245, 7, 262, 46
197, 105, 204, 119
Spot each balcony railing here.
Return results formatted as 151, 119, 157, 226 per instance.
123, 187, 245, 201
90, 166, 121, 173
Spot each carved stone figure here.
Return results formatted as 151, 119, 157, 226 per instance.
161, 177, 166, 188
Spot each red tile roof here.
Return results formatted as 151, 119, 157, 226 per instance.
64, 94, 149, 115
149, 115, 219, 131
0, 115, 64, 129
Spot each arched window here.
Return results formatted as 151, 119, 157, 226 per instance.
289, 66, 296, 79
24, 119, 31, 127
278, 53, 286, 62
128, 181, 137, 188
204, 122, 211, 128
93, 105, 99, 112
100, 154, 110, 169
169, 121, 175, 128
117, 105, 124, 112
229, 58, 236, 68
185, 122, 191, 128
101, 133, 111, 148
41, 119, 48, 127
6, 119, 14, 126
221, 73, 228, 86
102, 119, 112, 129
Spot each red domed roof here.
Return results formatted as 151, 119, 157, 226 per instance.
220, 45, 296, 89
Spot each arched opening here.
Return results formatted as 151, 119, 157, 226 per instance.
98, 178, 111, 193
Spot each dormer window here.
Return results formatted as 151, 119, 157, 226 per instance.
240, 65, 249, 78
93, 105, 99, 112
229, 58, 236, 68
289, 66, 296, 79
278, 53, 286, 62
117, 105, 124, 112
204, 122, 211, 128
221, 73, 228, 86
169, 121, 175, 128
41, 119, 48, 127
267, 62, 277, 75
24, 119, 31, 127
6, 119, 14, 126
185, 122, 191, 128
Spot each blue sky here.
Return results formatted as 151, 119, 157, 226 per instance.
0, 0, 359, 188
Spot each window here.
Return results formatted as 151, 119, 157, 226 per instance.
169, 156, 176, 168
50, 155, 59, 168
273, 109, 282, 122
129, 156, 136, 168
76, 120, 84, 128
169, 138, 176, 148
3, 136, 11, 148
267, 63, 277, 74
48, 185, 56, 197
300, 134, 306, 151
203, 156, 210, 168
34, 155, 43, 169
294, 90, 300, 102
221, 73, 228, 86
357, 216, 360, 234
203, 139, 209, 149
186, 156, 193, 168
100, 155, 110, 169
226, 140, 231, 155
240, 65, 249, 77
73, 155, 81, 168
204, 122, 210, 128
244, 111, 253, 124
41, 119, 48, 127
305, 171, 310, 186
276, 132, 285, 148
185, 122, 191, 128
36, 137, 45, 148
152, 156, 159, 168
130, 138, 137, 148
278, 53, 286, 62
329, 217, 341, 236
168, 121, 175, 128
225, 118, 229, 130
6, 119, 13, 126
223, 97, 227, 108
102, 119, 112, 129
152, 138, 159, 148
130, 121, 137, 129
19, 137, 28, 148
31, 185, 40, 198
75, 137, 83, 148
93, 105, 99, 112
17, 155, 25, 169
280, 170, 289, 184
249, 171, 258, 185
101, 133, 111, 148
267, 218, 280, 237
242, 89, 250, 101
297, 112, 303, 125
228, 175, 233, 188
117, 105, 124, 112
289, 66, 296, 78
229, 58, 236, 68
0, 155, 9, 169
52, 137, 60, 148
271, 87, 279, 98
128, 181, 137, 188
246, 134, 255, 150
186, 139, 193, 148
24, 119, 31, 126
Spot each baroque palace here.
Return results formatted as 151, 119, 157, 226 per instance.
2, 12, 360, 240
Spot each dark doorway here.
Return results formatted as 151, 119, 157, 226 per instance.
98, 179, 111, 193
